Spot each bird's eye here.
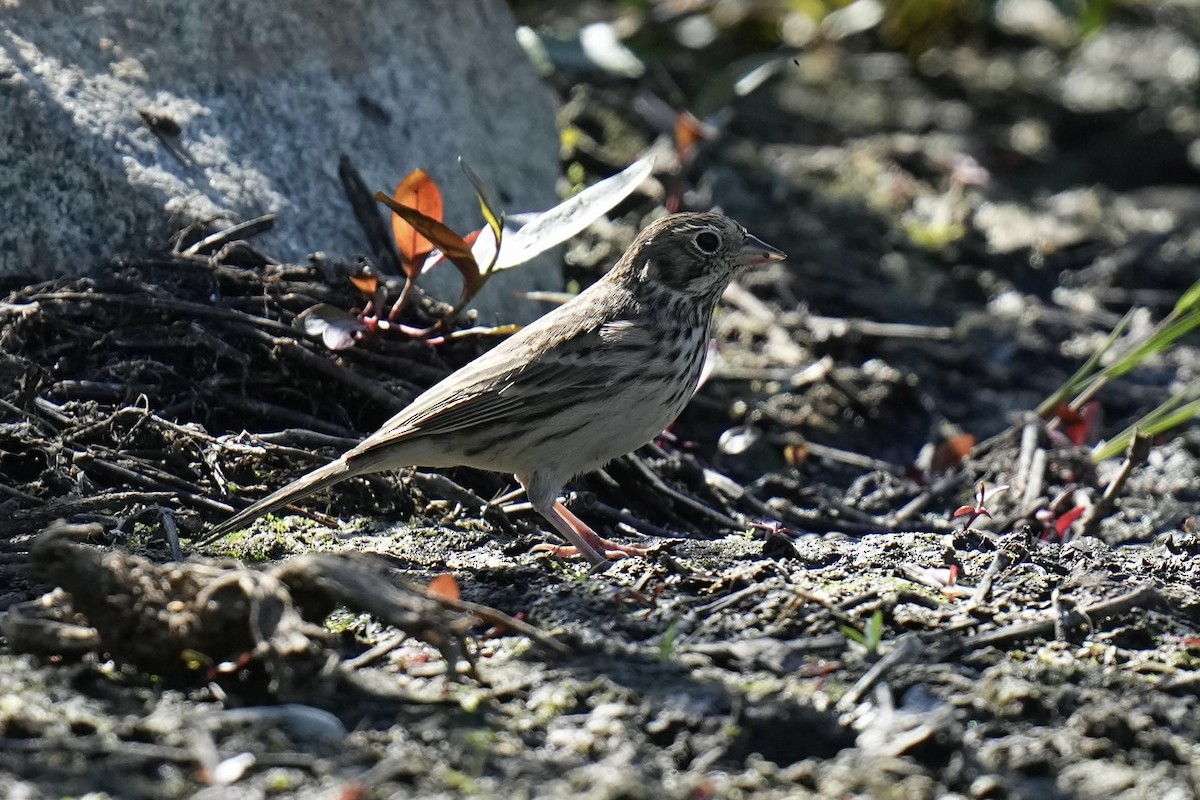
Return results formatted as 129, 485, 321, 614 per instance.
694, 231, 720, 254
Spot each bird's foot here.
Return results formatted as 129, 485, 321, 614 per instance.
537, 499, 651, 568
531, 537, 650, 563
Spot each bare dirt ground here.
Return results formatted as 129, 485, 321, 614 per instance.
3, 2, 1200, 798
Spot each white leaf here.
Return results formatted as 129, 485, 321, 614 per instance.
210, 752, 256, 785
321, 320, 361, 351
579, 22, 645, 78
294, 304, 363, 350
477, 155, 655, 272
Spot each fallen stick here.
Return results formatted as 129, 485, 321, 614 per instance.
958, 583, 1161, 652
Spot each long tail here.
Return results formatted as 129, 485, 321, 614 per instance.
199, 457, 362, 546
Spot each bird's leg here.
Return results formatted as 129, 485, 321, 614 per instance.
542, 501, 652, 562
532, 501, 612, 567
517, 475, 648, 567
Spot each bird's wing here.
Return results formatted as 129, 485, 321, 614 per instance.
351, 315, 657, 452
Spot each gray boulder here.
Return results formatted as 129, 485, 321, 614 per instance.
0, 0, 561, 321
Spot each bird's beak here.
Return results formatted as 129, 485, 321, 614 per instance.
737, 233, 787, 266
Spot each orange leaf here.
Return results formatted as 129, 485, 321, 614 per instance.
930, 433, 975, 472
427, 573, 460, 601
783, 443, 809, 466
674, 111, 709, 164
391, 169, 444, 277
349, 272, 378, 296
376, 191, 481, 299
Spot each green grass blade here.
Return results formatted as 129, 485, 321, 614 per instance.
1174, 278, 1200, 316
1089, 307, 1200, 385
1092, 392, 1200, 462
1037, 308, 1133, 417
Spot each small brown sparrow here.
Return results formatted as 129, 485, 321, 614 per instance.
204, 212, 785, 567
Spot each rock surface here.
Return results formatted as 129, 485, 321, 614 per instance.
0, 0, 561, 320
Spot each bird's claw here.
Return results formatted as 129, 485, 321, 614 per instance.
530, 540, 649, 568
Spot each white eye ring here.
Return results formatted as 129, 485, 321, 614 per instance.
694, 230, 720, 254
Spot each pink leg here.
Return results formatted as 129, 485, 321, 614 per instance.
531, 500, 650, 564
517, 475, 649, 567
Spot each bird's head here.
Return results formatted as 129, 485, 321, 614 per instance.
616, 212, 786, 301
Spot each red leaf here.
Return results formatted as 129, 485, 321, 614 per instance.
1055, 505, 1087, 536
427, 573, 460, 601
391, 169, 444, 277
953, 506, 976, 518
376, 191, 481, 299
1054, 402, 1102, 447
